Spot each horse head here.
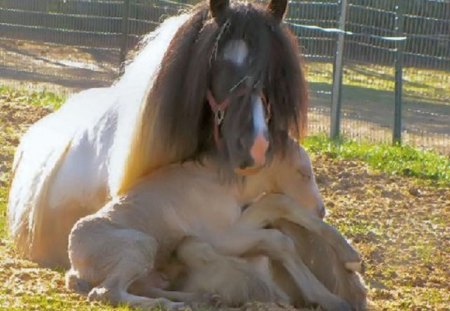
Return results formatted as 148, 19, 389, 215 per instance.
146, 0, 308, 179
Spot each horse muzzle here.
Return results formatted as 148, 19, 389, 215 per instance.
234, 132, 269, 176
250, 132, 269, 167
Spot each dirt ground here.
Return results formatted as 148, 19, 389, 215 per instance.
0, 98, 449, 310
0, 38, 118, 91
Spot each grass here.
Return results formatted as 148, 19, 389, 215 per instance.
304, 134, 450, 186
0, 85, 65, 110
304, 62, 450, 105
0, 188, 7, 240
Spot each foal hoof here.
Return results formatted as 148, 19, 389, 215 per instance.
322, 299, 353, 311
167, 301, 188, 311
333, 300, 353, 311
345, 261, 362, 273
88, 287, 118, 305
204, 293, 223, 307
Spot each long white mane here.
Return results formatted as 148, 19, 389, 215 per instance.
7, 13, 190, 266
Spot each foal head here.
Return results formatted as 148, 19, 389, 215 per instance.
269, 141, 325, 218
149, 0, 308, 177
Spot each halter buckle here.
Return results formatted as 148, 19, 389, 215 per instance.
215, 109, 225, 125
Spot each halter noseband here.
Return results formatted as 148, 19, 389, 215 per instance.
206, 88, 271, 149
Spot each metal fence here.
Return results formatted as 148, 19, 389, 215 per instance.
288, 0, 450, 154
0, 0, 449, 154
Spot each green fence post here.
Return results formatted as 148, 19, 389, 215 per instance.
330, 0, 348, 140
393, 0, 405, 144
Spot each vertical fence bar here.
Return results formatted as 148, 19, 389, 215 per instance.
393, 0, 405, 144
120, 0, 131, 70
330, 0, 348, 140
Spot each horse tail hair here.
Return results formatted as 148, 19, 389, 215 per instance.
8, 122, 72, 263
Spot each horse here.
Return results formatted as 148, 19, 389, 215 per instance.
65, 141, 363, 311
8, 0, 308, 268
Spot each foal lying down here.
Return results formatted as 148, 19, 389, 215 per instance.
139, 194, 366, 310
66, 141, 363, 310
140, 194, 367, 311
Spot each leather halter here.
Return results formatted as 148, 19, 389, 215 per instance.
206, 89, 271, 149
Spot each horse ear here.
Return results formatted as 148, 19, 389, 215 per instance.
210, 0, 229, 22
267, 0, 288, 22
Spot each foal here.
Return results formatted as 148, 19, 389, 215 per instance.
66, 141, 361, 310
134, 193, 366, 310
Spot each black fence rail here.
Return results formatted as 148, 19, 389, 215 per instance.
287, 0, 450, 69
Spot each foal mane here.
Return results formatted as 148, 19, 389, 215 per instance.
118, 1, 308, 194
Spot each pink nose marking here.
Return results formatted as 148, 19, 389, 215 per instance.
250, 133, 269, 167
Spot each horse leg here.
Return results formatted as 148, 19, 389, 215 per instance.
88, 275, 185, 310
132, 286, 221, 307
209, 227, 351, 311
240, 193, 361, 271
276, 221, 368, 311
176, 236, 287, 306
130, 275, 206, 303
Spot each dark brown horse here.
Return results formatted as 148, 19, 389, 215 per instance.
119, 0, 308, 191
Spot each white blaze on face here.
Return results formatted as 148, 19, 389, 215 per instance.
223, 40, 248, 66
250, 96, 269, 167
252, 96, 267, 135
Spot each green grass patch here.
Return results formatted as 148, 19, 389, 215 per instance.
305, 62, 449, 105
304, 134, 450, 186
0, 85, 65, 110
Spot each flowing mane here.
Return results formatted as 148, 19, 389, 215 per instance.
118, 1, 308, 194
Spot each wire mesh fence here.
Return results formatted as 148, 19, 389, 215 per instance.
0, 0, 449, 154
285, 0, 450, 154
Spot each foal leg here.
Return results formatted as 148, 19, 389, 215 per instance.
89, 275, 186, 310
176, 236, 288, 306
130, 277, 210, 304
209, 227, 351, 311
277, 222, 368, 311
240, 193, 361, 272
136, 236, 286, 306
68, 218, 184, 311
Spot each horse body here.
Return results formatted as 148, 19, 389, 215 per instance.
8, 14, 191, 267
10, 0, 307, 266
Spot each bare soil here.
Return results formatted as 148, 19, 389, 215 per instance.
0, 38, 118, 92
